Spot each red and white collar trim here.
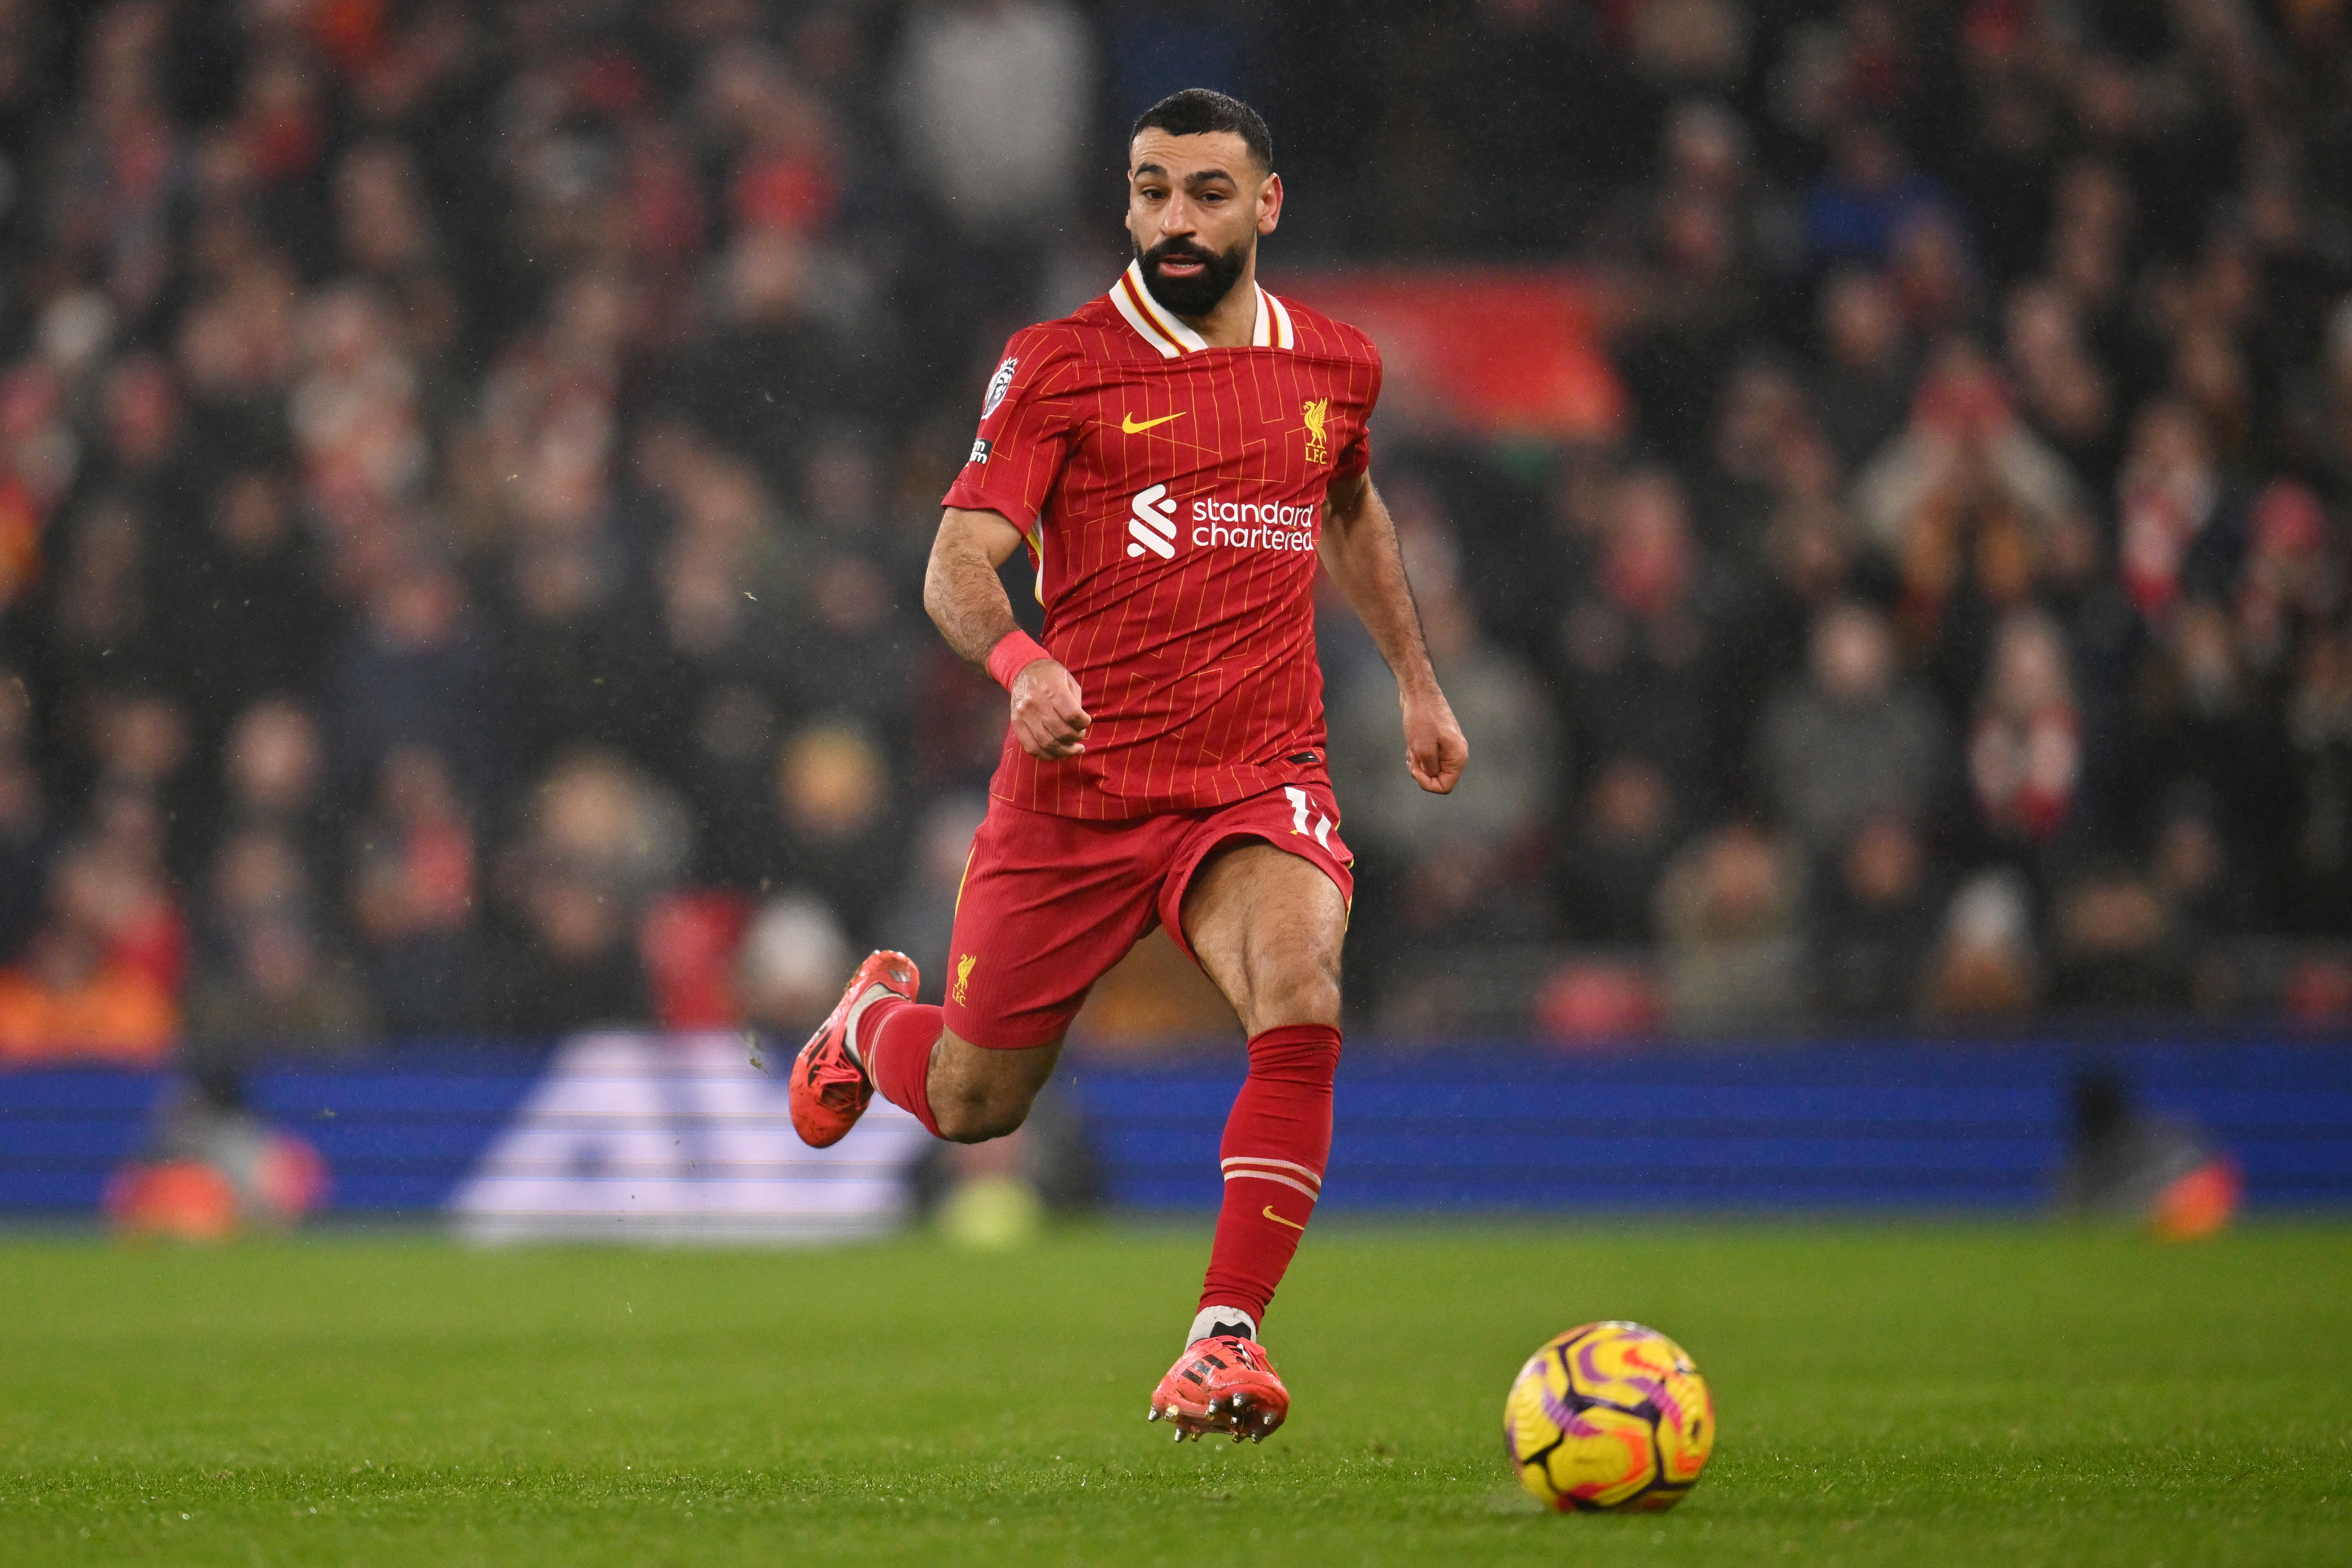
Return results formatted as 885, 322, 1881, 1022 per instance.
1110, 260, 1294, 357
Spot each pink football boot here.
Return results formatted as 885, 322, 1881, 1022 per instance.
1148, 1335, 1290, 1442
787, 950, 918, 1148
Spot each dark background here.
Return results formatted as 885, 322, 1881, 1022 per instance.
0, 0, 2348, 1058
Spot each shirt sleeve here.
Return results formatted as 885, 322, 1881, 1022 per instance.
940, 332, 1078, 533
1331, 339, 1382, 482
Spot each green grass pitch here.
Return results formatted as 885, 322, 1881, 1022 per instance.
1, 1222, 2346, 1566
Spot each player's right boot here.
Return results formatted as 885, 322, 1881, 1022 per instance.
787, 950, 919, 1148
1147, 1335, 1290, 1443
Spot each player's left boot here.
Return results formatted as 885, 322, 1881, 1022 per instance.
1147, 1334, 1290, 1442
787, 950, 918, 1148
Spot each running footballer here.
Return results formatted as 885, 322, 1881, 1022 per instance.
788, 88, 1468, 1442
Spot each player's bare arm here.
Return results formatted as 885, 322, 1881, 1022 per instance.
923, 506, 1091, 760
1319, 472, 1469, 795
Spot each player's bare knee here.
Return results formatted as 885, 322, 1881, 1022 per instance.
926, 1032, 1055, 1141
1244, 961, 1341, 1035
933, 1088, 1033, 1144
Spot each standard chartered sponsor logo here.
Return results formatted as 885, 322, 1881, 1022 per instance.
1126, 484, 1179, 559
1190, 495, 1319, 551
1125, 485, 1320, 561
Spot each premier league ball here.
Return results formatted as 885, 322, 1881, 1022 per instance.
1503, 1321, 1715, 1513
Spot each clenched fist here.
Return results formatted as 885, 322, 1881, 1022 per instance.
1402, 688, 1467, 794
1009, 658, 1092, 760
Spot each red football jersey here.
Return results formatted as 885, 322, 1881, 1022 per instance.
942, 261, 1384, 819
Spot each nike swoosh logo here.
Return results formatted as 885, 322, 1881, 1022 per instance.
1262, 1205, 1306, 1231
1121, 412, 1186, 435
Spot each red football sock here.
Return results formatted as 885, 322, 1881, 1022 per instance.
1199, 1023, 1342, 1327
858, 996, 943, 1139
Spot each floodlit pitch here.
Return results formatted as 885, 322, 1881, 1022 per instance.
0, 1223, 2344, 1567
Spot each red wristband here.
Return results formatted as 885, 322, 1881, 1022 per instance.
985, 630, 1052, 690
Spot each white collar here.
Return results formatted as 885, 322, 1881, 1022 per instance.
1109, 260, 1294, 357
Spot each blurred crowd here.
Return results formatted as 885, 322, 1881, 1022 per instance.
0, 0, 2348, 1066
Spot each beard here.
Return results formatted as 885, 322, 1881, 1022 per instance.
1136, 235, 1249, 319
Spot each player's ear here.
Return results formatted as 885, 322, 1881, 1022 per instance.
1256, 172, 1283, 236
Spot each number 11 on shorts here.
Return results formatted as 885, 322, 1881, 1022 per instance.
1285, 786, 1334, 848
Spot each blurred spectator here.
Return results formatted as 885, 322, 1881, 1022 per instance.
766, 721, 899, 941
739, 891, 854, 1040
636, 435, 806, 868
1810, 268, 1915, 470
1714, 492, 1868, 761
0, 841, 177, 1064
1966, 607, 2088, 853
1692, 356, 1833, 558
2129, 599, 2284, 845
499, 512, 642, 782
77, 691, 192, 986
2041, 158, 2134, 333
1812, 815, 1941, 1023
183, 824, 372, 1054
1551, 469, 1724, 815
2148, 783, 2262, 952
1557, 756, 1682, 945
97, 354, 193, 506
657, 233, 883, 487
1654, 819, 1808, 1032
331, 139, 463, 373
163, 469, 341, 719
1805, 121, 1950, 267
290, 283, 428, 539
1921, 868, 2039, 1020
1612, 168, 1767, 468
2048, 861, 2191, 1016
1626, 0, 1748, 97
348, 744, 478, 1035
1756, 602, 1950, 854
2002, 280, 2118, 491
2114, 398, 2244, 628
639, 887, 756, 1031
1850, 342, 2083, 665
2234, 482, 2342, 678
87, 686, 189, 801
1887, 205, 1980, 343
325, 551, 503, 806
213, 698, 334, 876
173, 249, 302, 415
702, 42, 840, 242
41, 495, 162, 692
889, 0, 1092, 240
477, 752, 682, 1035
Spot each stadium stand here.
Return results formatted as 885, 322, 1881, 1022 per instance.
0, 0, 2348, 1056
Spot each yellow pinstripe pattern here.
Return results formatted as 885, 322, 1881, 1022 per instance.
939, 276, 1382, 822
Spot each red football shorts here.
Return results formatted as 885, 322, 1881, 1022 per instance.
940, 779, 1355, 1049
